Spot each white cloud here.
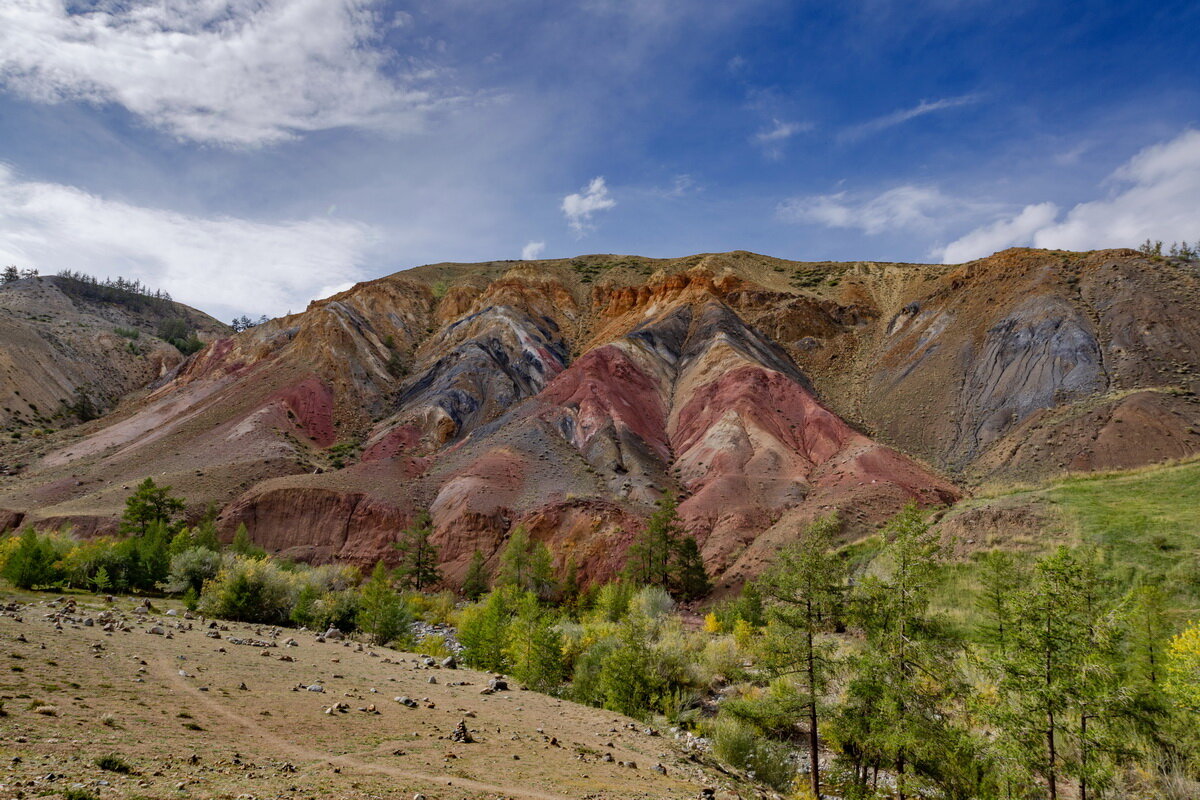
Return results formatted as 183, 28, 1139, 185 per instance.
753, 118, 812, 159
0, 0, 462, 147
0, 164, 374, 319
655, 174, 699, 198
777, 185, 956, 235
521, 240, 546, 260
940, 129, 1200, 262
755, 119, 807, 143
939, 202, 1059, 263
561, 176, 616, 235
841, 94, 979, 142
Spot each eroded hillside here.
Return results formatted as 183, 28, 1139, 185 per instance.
2, 248, 1198, 588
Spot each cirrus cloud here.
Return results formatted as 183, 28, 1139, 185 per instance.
777, 184, 959, 235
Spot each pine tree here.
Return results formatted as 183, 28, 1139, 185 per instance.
1126, 579, 1170, 687
119, 478, 186, 537
393, 511, 441, 591
756, 514, 843, 799
1, 265, 19, 283
461, 549, 489, 601
356, 561, 411, 645
458, 587, 515, 671
625, 494, 685, 590
1, 529, 59, 589
560, 554, 581, 607
230, 523, 265, 557
623, 493, 707, 599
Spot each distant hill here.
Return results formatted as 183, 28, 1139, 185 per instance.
1, 248, 1198, 590
0, 273, 228, 434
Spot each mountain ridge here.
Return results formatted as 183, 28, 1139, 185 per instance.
2, 247, 1198, 589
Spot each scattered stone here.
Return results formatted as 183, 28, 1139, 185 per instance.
323, 628, 344, 641
440, 655, 457, 669
307, 684, 325, 693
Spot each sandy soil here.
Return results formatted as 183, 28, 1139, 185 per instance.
0, 592, 764, 800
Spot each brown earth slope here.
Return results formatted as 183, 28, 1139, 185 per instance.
0, 274, 228, 435
0, 592, 761, 800
2, 248, 1198, 587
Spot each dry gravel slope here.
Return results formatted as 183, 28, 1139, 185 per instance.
0, 592, 765, 800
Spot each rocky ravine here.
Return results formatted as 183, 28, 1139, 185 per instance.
2, 248, 1198, 588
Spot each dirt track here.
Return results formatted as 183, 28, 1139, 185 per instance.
0, 592, 760, 800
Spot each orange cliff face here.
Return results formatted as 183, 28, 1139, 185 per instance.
3, 249, 1200, 590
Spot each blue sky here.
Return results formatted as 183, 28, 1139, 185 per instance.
1, 0, 1198, 321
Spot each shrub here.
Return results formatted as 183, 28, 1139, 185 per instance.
161, 546, 222, 595
629, 585, 675, 620
96, 753, 134, 774
1, 529, 65, 589
710, 715, 796, 792
64, 789, 100, 800
198, 556, 294, 624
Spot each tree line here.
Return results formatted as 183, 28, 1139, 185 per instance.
2, 484, 1199, 798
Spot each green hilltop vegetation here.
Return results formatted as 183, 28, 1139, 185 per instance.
2, 462, 1200, 799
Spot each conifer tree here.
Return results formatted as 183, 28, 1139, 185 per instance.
977, 549, 1021, 653
230, 523, 265, 557
393, 511, 441, 590
357, 561, 411, 645
625, 493, 685, 589
993, 546, 1089, 800
845, 504, 959, 800
1126, 579, 1170, 687
497, 527, 533, 591
120, 478, 186, 537
461, 549, 489, 601
505, 594, 565, 692
458, 587, 516, 671
674, 536, 711, 601
528, 541, 559, 602
755, 514, 843, 798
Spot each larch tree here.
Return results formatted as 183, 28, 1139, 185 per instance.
755, 513, 844, 799
393, 511, 441, 591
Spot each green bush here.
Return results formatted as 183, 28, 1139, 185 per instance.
710, 715, 795, 792
198, 556, 293, 624
1, 529, 66, 589
161, 546, 222, 595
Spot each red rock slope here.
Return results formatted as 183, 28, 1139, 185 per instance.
3, 249, 1198, 588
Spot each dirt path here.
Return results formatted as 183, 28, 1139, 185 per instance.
155, 658, 574, 800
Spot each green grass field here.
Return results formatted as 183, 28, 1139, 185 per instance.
931, 457, 1200, 635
